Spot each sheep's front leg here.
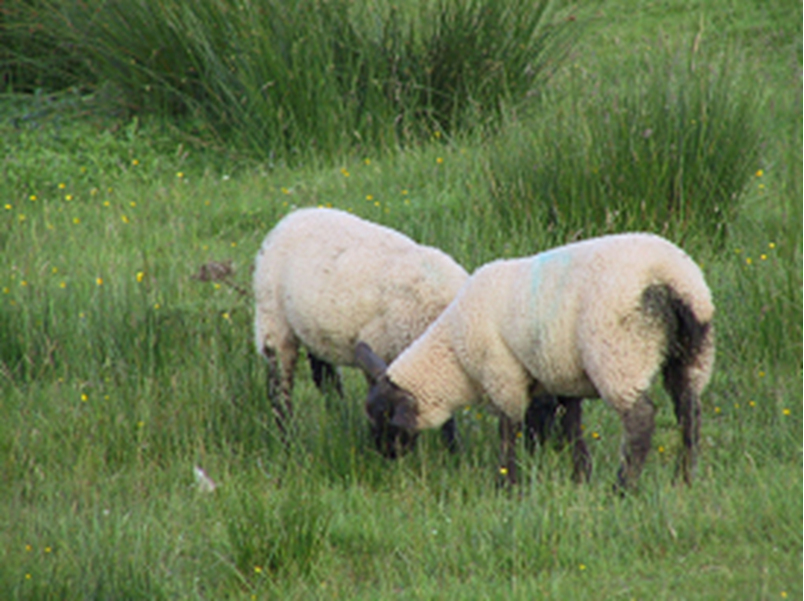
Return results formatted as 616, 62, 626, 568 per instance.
498, 414, 520, 486
308, 353, 344, 398
616, 394, 655, 490
560, 397, 592, 483
523, 395, 591, 483
523, 393, 560, 454
439, 417, 460, 454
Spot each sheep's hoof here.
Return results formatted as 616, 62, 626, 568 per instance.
612, 468, 636, 497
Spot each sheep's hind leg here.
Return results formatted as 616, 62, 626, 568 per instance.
560, 397, 591, 483
264, 345, 298, 446
616, 393, 655, 491
671, 386, 701, 486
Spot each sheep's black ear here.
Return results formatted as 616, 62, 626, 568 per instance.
355, 341, 387, 382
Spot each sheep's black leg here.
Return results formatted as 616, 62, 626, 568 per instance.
665, 375, 701, 485
439, 417, 460, 454
265, 351, 290, 441
664, 362, 700, 486
308, 353, 344, 398
524, 395, 591, 483
660, 293, 711, 486
523, 393, 559, 455
616, 394, 655, 491
498, 414, 519, 487
560, 397, 592, 483
264, 346, 297, 446
675, 388, 700, 486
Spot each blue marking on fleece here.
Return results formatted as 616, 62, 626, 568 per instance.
528, 248, 572, 344
529, 247, 570, 297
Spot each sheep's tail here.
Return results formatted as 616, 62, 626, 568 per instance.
641, 285, 709, 364
642, 283, 714, 484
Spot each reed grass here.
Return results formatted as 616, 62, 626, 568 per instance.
2, 0, 579, 162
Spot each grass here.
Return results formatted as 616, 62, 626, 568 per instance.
1, 0, 801, 598
2, 0, 578, 162
487, 39, 765, 245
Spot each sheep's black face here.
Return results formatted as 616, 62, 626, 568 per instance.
370, 419, 418, 459
365, 376, 419, 459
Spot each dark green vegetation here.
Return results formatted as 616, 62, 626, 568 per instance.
1, 0, 801, 598
2, 0, 576, 160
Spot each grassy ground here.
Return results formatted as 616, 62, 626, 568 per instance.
1, 0, 801, 599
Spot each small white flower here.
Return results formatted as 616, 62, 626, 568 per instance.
194, 465, 217, 493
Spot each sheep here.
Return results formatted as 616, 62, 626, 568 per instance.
355, 232, 715, 489
253, 206, 471, 455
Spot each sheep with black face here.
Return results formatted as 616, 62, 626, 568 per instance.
356, 233, 715, 489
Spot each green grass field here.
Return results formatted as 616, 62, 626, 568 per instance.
1, 0, 801, 598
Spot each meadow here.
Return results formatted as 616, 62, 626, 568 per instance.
1, 0, 801, 598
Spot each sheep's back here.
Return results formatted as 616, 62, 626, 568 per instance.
254, 208, 468, 365
460, 234, 712, 398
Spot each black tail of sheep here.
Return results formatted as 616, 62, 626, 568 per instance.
643, 284, 711, 484
642, 284, 711, 390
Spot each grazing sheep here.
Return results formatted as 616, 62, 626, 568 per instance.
355, 233, 715, 489
253, 207, 470, 454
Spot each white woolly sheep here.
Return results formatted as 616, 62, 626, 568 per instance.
253, 207, 470, 454
355, 233, 715, 489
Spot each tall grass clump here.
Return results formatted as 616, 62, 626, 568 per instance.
0, 2, 90, 92
486, 39, 764, 243
4, 0, 580, 162
389, 0, 577, 134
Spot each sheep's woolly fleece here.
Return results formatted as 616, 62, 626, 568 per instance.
385, 232, 715, 429
253, 207, 469, 367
